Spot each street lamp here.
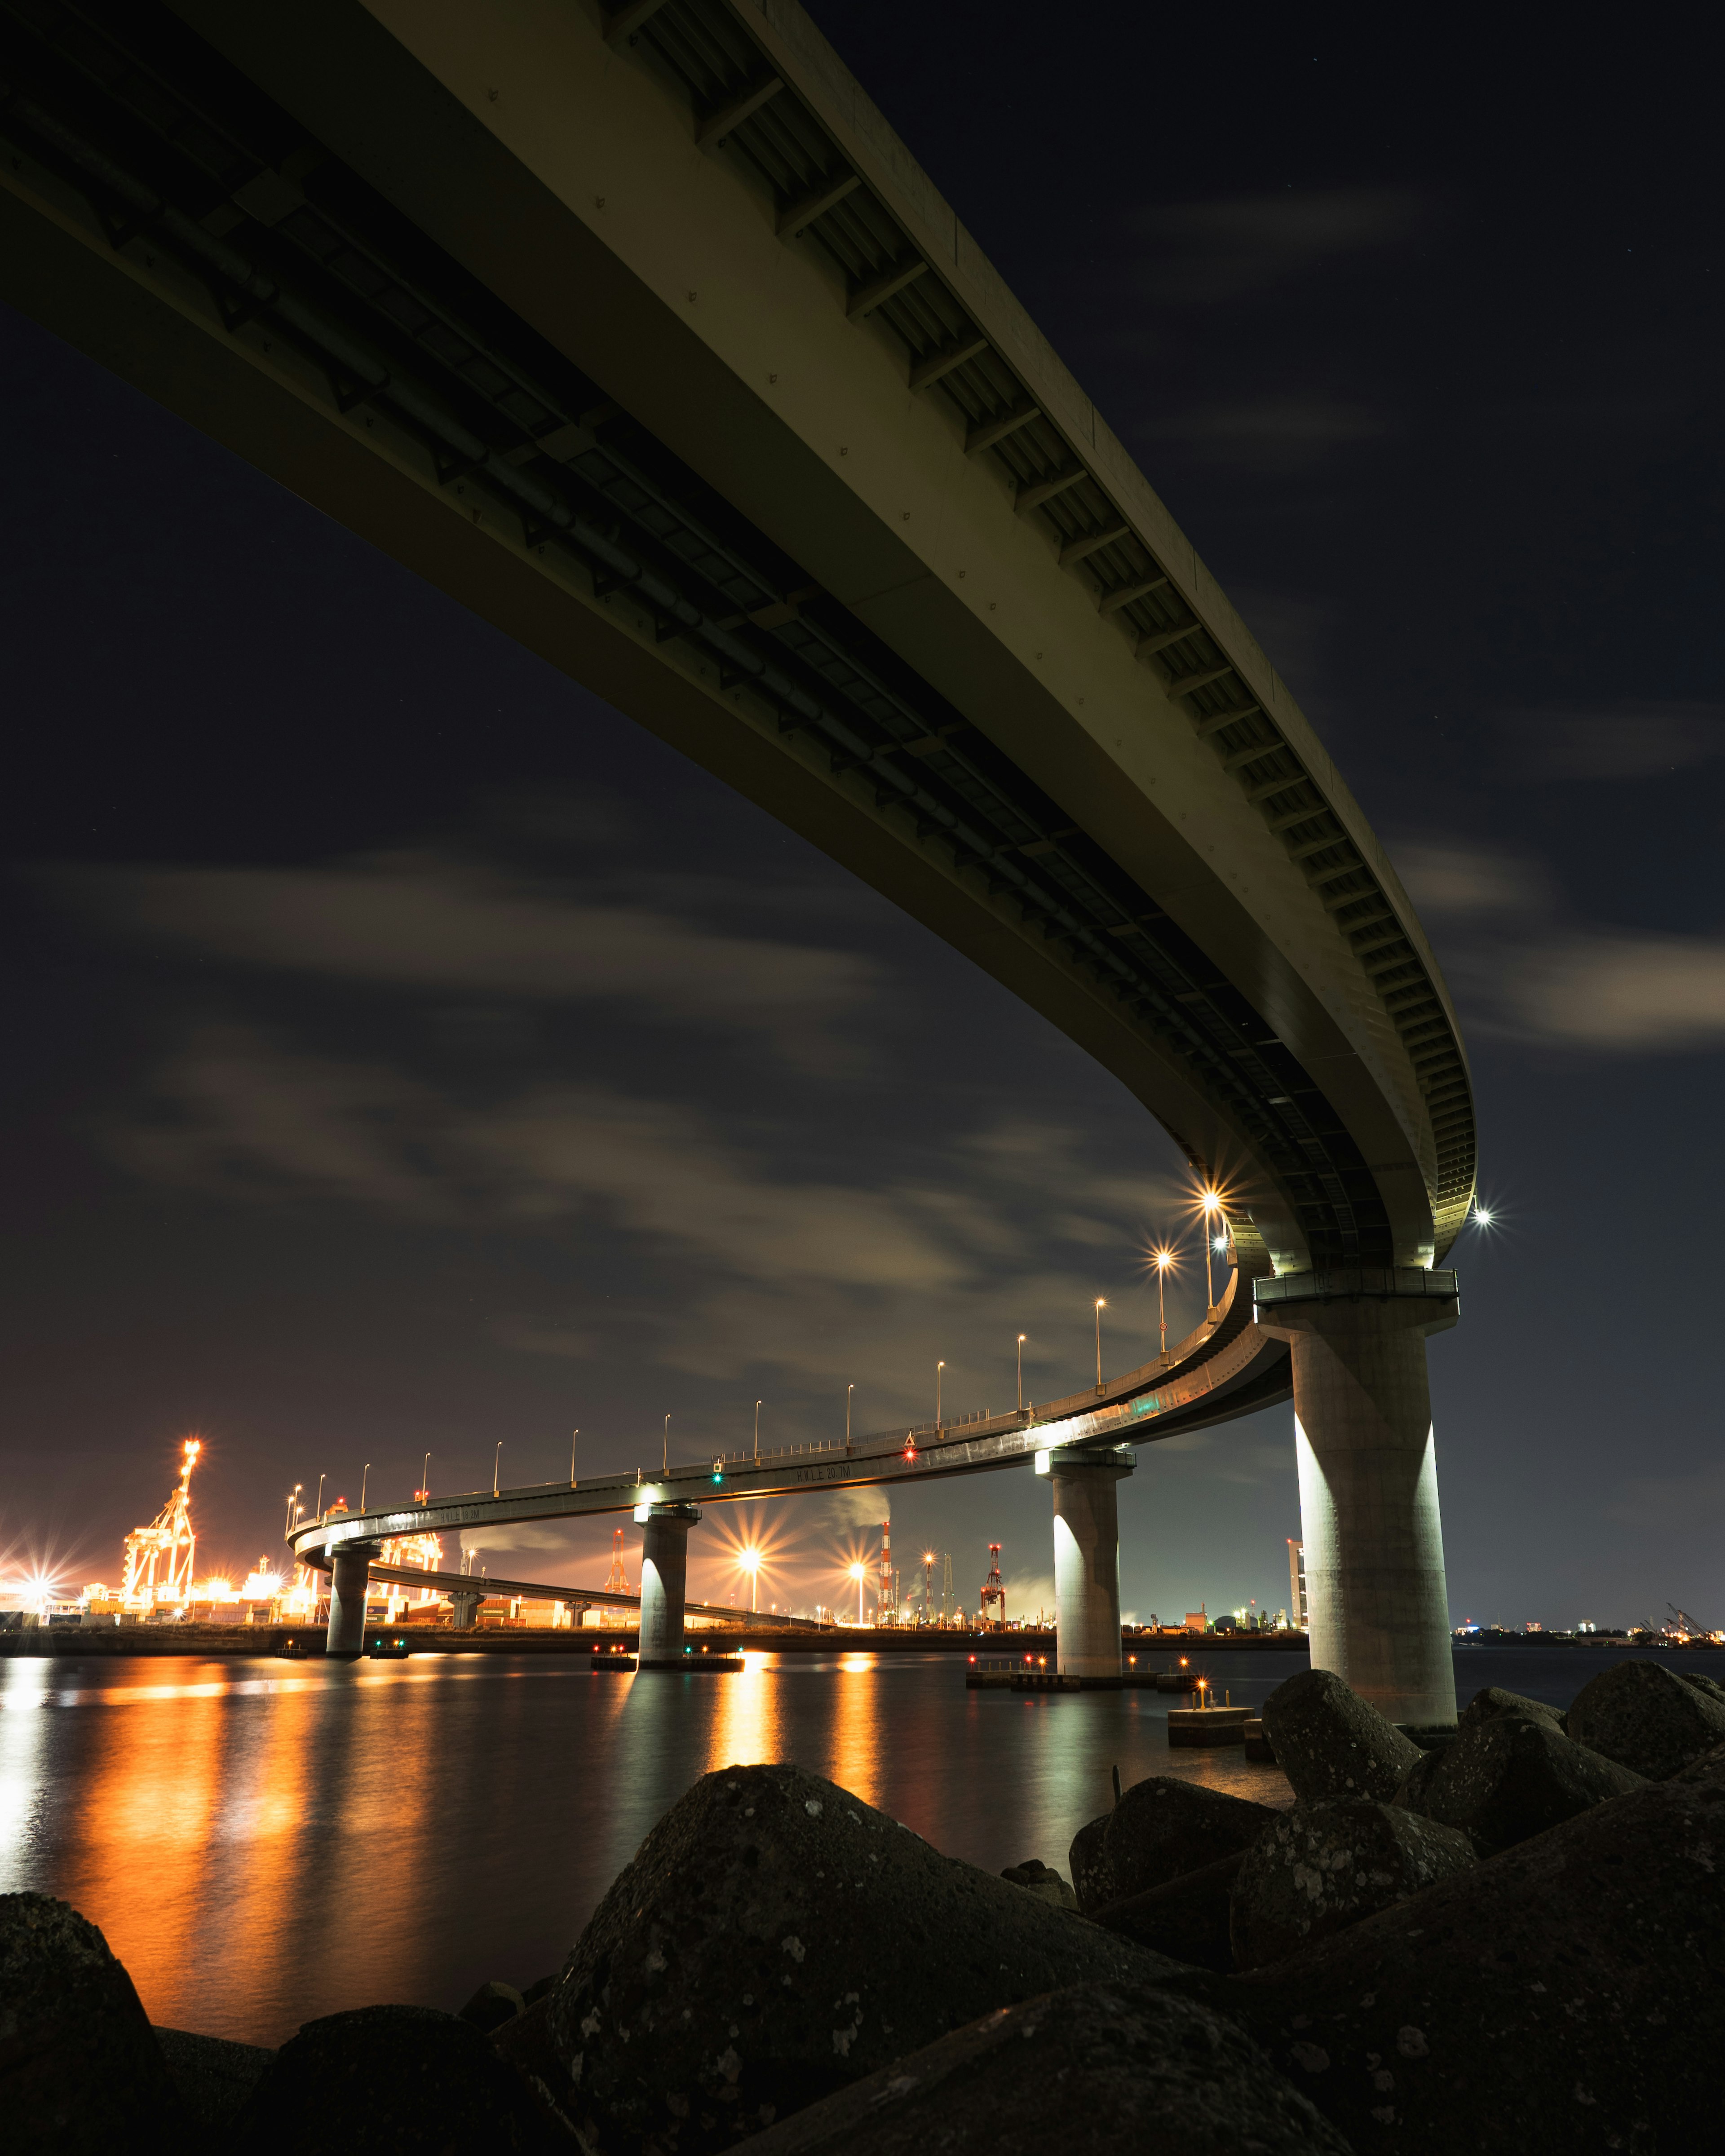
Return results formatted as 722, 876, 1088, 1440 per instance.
1017, 1334, 1026, 1414
754, 1400, 761, 1462
1153, 1247, 1177, 1364
663, 1414, 671, 1475
493, 1441, 503, 1497
422, 1453, 431, 1504
571, 1428, 579, 1488
360, 1462, 370, 1511
315, 1472, 326, 1519
936, 1361, 945, 1430
1198, 1188, 1225, 1319
1094, 1298, 1106, 1393
846, 1383, 854, 1455
848, 1560, 866, 1626
739, 1548, 761, 1615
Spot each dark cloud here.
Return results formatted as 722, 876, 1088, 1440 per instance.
1128, 188, 1429, 307
1491, 703, 1725, 782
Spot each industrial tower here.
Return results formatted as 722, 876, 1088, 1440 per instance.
120, 1439, 200, 1612
981, 1544, 1006, 1629
878, 1520, 895, 1625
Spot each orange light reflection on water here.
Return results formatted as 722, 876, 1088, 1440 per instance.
703, 1652, 782, 1774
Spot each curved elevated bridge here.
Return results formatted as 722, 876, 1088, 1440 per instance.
0, 0, 1473, 1722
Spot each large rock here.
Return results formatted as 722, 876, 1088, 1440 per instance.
1455, 1684, 1563, 1734
999, 1859, 1077, 1909
155, 2028, 274, 2134
1093, 1852, 1244, 1973
545, 1764, 1182, 2155
1229, 1799, 1475, 1970
1396, 1712, 1642, 1850
460, 1979, 526, 2032
1565, 1657, 1725, 1778
0, 1891, 185, 2155
1067, 1812, 1115, 1912
1261, 1670, 1423, 1802
1197, 1746, 1725, 2152
1099, 1777, 1281, 1904
231, 2005, 571, 2152
722, 1979, 1353, 2156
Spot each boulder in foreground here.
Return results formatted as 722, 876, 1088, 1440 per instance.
1093, 1851, 1244, 1972
1098, 1776, 1281, 1905
546, 1763, 1183, 2156
231, 2004, 571, 2153
999, 1859, 1077, 1908
155, 2027, 274, 2134
1455, 1684, 1564, 1735
1261, 1669, 1423, 1802
1229, 1798, 1475, 1970
1396, 1710, 1642, 1849
0, 1891, 185, 2156
1202, 1745, 1725, 2152
1565, 1657, 1725, 1779
726, 1978, 1353, 2156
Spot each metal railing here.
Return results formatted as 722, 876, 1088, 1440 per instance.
1254, 1267, 1459, 1306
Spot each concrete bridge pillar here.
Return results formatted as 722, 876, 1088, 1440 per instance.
637, 1502, 701, 1666
1039, 1448, 1133, 1681
449, 1590, 481, 1630
1257, 1273, 1460, 1728
326, 1543, 375, 1660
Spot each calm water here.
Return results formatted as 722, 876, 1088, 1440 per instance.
0, 1643, 1692, 2046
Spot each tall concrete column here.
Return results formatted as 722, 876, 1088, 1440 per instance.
449, 1589, 481, 1630
1257, 1270, 1460, 1728
326, 1543, 374, 1660
637, 1502, 701, 1666
1039, 1447, 1133, 1681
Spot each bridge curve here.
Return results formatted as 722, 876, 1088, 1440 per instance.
1, 1, 1473, 1719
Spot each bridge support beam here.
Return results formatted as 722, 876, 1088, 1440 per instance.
1258, 1277, 1460, 1728
637, 1502, 701, 1666
449, 1590, 481, 1630
326, 1544, 374, 1660
1040, 1448, 1133, 1680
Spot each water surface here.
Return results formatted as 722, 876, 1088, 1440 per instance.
0, 1642, 1688, 2044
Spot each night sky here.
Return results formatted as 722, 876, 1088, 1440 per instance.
2, 4, 1719, 1632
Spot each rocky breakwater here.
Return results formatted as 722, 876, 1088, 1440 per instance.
13, 1657, 1725, 2155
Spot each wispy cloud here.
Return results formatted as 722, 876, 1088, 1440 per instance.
1491, 701, 1725, 782
1148, 394, 1389, 476
49, 852, 880, 1069
1130, 189, 1428, 307
1396, 841, 1725, 1051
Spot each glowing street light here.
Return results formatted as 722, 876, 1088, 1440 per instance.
1094, 1298, 1106, 1392
422, 1453, 431, 1504
360, 1462, 370, 1512
571, 1427, 579, 1488
315, 1472, 326, 1520
1473, 1204, 1495, 1229
1017, 1333, 1026, 1414
845, 1383, 854, 1455
739, 1548, 761, 1615
936, 1361, 945, 1430
848, 1559, 867, 1626
1153, 1247, 1177, 1364
1197, 1188, 1226, 1319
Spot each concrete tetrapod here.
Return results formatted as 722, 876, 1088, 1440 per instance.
1256, 1279, 1459, 1728
544, 1763, 1184, 2156
722, 1979, 1353, 2156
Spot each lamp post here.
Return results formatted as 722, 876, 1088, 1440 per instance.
846, 1383, 854, 1455
1199, 1189, 1227, 1319
936, 1361, 945, 1430
663, 1415, 670, 1475
1154, 1248, 1176, 1364
315, 1472, 326, 1519
360, 1462, 369, 1511
1094, 1299, 1106, 1392
849, 1560, 866, 1626
493, 1441, 503, 1497
741, 1549, 760, 1615
1017, 1334, 1026, 1414
571, 1428, 579, 1488
421, 1453, 431, 1504
754, 1400, 761, 1462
